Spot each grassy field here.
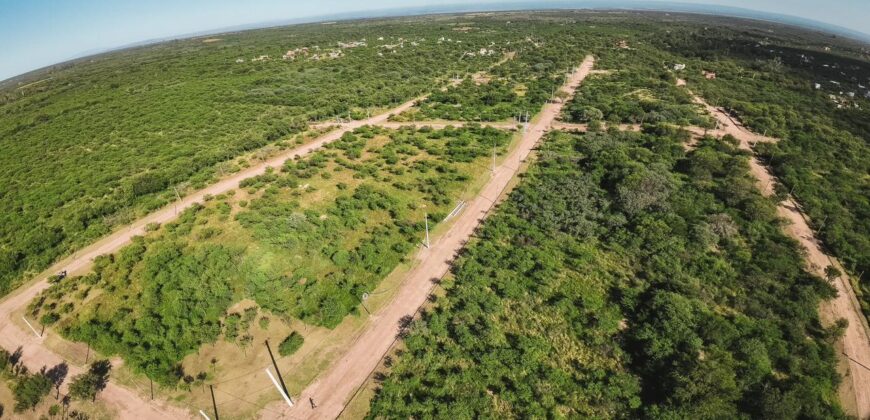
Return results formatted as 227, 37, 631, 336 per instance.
27, 125, 512, 391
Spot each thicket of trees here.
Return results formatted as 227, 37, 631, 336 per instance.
643, 25, 870, 322
0, 347, 67, 414
368, 130, 844, 418
29, 125, 510, 385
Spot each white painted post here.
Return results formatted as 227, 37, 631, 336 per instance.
265, 368, 294, 408
199, 410, 211, 420
22, 317, 41, 338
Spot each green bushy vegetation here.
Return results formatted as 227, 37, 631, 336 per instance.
278, 332, 305, 357
565, 45, 713, 127
0, 17, 511, 296
368, 130, 844, 418
0, 348, 56, 413
405, 35, 588, 121
641, 24, 870, 321
28, 125, 511, 385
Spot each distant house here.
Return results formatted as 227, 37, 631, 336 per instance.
814, 83, 821, 90
673, 64, 686, 71
703, 71, 717, 80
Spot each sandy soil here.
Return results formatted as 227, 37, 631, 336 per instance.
261, 55, 596, 420
692, 94, 870, 419
0, 97, 422, 420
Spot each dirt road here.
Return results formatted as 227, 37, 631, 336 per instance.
312, 120, 519, 131
262, 55, 596, 420
693, 94, 870, 418
0, 97, 422, 420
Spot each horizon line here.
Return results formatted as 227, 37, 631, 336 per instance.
3, 2, 869, 85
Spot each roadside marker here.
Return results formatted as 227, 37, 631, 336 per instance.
199, 409, 211, 420
22, 316, 41, 338
266, 368, 294, 408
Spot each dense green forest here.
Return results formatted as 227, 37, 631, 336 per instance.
637, 25, 870, 320
368, 129, 844, 418
28, 125, 511, 385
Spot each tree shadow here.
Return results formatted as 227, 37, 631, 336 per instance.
9, 346, 23, 366
46, 362, 69, 389
90, 359, 112, 393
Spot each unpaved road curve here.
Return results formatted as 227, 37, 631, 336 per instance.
694, 94, 870, 419
262, 55, 597, 420
0, 97, 421, 420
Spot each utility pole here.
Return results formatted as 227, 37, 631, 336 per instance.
817, 215, 828, 233
150, 378, 154, 400
209, 385, 219, 420
358, 293, 371, 315
492, 136, 497, 172
85, 340, 90, 364
173, 186, 182, 215
424, 213, 431, 249
264, 340, 290, 401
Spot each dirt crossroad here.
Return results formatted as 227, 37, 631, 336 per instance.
0, 96, 422, 420
261, 55, 597, 420
5, 56, 864, 419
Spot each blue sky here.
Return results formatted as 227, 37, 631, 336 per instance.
1, 0, 868, 81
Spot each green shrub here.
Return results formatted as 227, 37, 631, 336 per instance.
278, 332, 304, 357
